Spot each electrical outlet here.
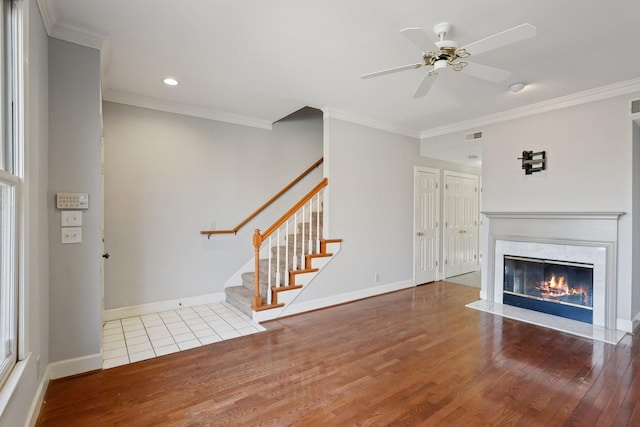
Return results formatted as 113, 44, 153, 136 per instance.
209, 220, 216, 230
61, 227, 82, 244
374, 273, 380, 283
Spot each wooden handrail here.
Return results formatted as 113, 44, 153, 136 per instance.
200, 157, 323, 237
252, 177, 328, 308
254, 177, 328, 246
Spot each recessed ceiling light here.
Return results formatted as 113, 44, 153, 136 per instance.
509, 82, 526, 93
163, 77, 179, 86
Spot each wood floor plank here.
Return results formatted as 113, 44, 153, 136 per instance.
36, 282, 640, 426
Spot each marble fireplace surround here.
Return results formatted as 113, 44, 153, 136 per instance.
469, 211, 625, 344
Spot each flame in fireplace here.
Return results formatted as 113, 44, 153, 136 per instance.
536, 274, 590, 305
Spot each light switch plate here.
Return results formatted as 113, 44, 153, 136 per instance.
61, 211, 82, 227
61, 227, 82, 244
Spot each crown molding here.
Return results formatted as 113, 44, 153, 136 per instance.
35, 0, 111, 93
37, 0, 106, 50
322, 107, 420, 139
36, 0, 55, 35
103, 90, 274, 130
48, 21, 106, 51
420, 77, 640, 139
37, 0, 638, 138
35, 0, 271, 130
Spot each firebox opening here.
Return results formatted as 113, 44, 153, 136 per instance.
503, 255, 594, 324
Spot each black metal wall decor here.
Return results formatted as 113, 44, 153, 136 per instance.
518, 150, 546, 175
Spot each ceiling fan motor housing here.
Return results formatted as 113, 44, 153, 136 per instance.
433, 22, 452, 38
361, 22, 537, 98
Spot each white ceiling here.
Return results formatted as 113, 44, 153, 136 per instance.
40, 1, 640, 166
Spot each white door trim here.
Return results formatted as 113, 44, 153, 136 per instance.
414, 166, 440, 285
443, 170, 480, 278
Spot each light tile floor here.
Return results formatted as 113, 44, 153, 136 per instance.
102, 302, 266, 369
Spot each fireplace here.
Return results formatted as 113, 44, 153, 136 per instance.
467, 211, 626, 344
503, 256, 594, 323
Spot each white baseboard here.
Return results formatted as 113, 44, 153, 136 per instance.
275, 280, 415, 320
629, 311, 640, 334
49, 353, 102, 380
26, 364, 50, 427
103, 292, 226, 322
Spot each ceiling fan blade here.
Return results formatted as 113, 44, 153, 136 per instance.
413, 73, 437, 98
461, 23, 536, 56
361, 63, 423, 79
460, 61, 511, 83
400, 27, 434, 52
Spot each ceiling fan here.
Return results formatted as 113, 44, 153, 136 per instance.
361, 22, 536, 98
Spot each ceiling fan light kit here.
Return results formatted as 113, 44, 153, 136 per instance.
361, 22, 537, 98
433, 59, 448, 72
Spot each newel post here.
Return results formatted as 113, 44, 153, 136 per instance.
252, 229, 263, 309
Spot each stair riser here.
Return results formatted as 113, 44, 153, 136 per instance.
297, 219, 322, 230
228, 232, 341, 316
267, 252, 311, 269
225, 288, 254, 317
273, 232, 323, 255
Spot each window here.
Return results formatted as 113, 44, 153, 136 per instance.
0, 0, 18, 387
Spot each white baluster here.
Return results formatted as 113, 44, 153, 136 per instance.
267, 235, 272, 305
307, 199, 313, 254
293, 213, 298, 270
284, 220, 289, 286
315, 192, 320, 253
275, 228, 281, 288
302, 204, 306, 257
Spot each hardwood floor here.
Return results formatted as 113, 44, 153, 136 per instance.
36, 282, 640, 426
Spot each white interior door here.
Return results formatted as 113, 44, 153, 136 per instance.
414, 167, 439, 284
443, 171, 479, 278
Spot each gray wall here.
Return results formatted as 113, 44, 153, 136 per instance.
423, 92, 638, 329
48, 38, 102, 363
103, 106, 480, 312
291, 118, 476, 303
103, 103, 323, 309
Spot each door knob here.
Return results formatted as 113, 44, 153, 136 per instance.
102, 253, 110, 259
416, 232, 424, 236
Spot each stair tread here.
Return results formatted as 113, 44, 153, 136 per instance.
229, 235, 340, 314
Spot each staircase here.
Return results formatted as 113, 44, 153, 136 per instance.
200, 161, 341, 322
225, 212, 342, 322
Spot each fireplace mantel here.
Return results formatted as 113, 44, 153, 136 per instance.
483, 212, 625, 221
472, 211, 626, 343
480, 211, 624, 244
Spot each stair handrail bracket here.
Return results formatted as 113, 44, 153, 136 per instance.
251, 178, 328, 310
